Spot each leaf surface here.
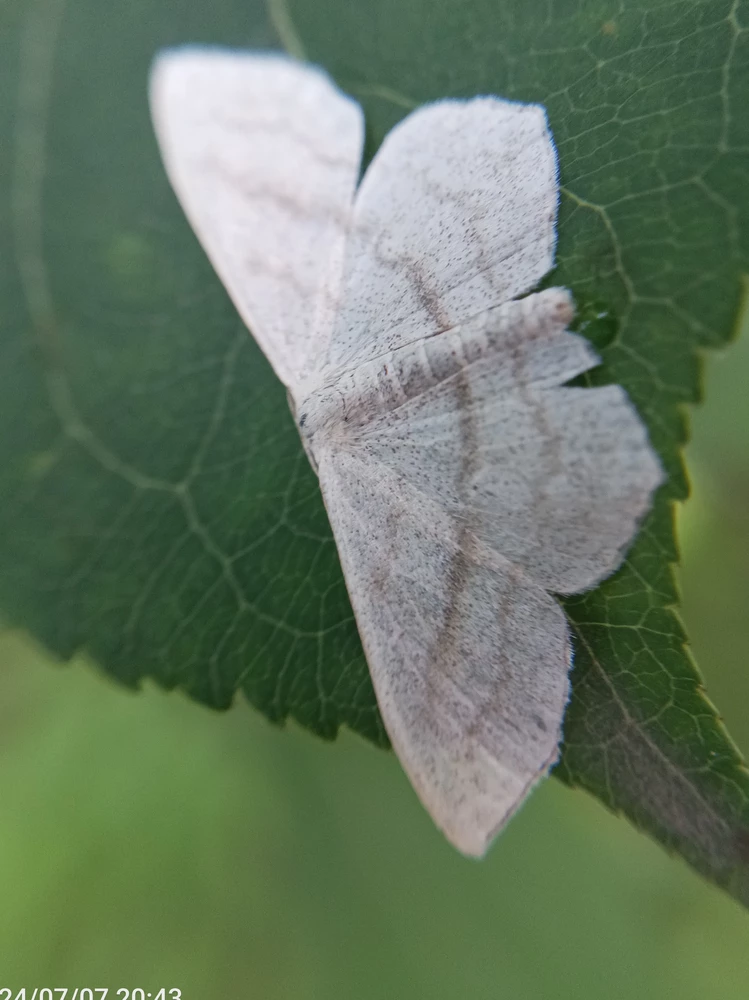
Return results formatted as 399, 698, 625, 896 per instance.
1, 0, 748, 903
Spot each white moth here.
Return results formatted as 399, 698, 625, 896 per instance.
149, 48, 664, 856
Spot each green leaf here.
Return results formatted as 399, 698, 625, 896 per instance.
2, 0, 748, 904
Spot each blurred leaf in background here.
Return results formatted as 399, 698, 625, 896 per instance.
1, 0, 749, 935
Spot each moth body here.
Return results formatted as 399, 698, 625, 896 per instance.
296, 286, 577, 470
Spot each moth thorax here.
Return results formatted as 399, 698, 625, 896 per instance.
293, 382, 347, 471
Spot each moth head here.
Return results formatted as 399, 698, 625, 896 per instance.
288, 388, 320, 475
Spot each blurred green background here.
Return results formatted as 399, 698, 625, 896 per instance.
1, 314, 748, 995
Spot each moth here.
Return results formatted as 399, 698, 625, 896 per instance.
149, 48, 663, 856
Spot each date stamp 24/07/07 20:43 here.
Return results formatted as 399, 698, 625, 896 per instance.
1, 991, 182, 1000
